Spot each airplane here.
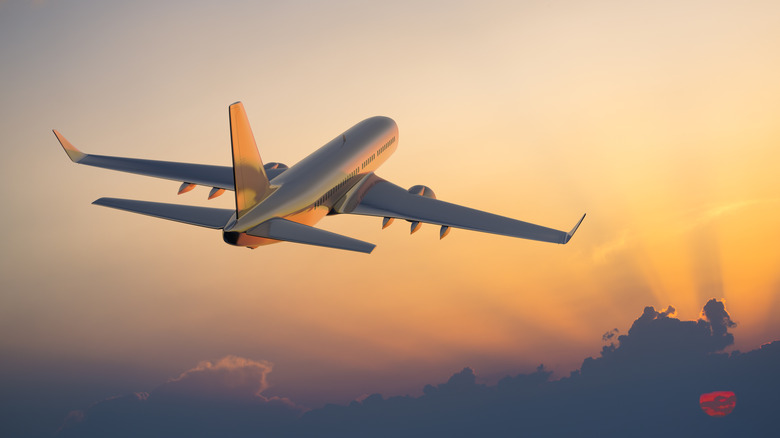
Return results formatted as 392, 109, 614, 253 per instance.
54, 102, 585, 254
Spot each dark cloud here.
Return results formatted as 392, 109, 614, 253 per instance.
58, 300, 778, 438
594, 301, 735, 369
422, 367, 481, 396
58, 356, 302, 438
702, 298, 736, 339
602, 328, 619, 342
294, 299, 773, 438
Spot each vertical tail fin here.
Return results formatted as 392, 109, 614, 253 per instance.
229, 102, 271, 218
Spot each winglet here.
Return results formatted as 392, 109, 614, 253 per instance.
53, 130, 87, 163
563, 213, 586, 244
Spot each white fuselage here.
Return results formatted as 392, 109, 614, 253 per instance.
223, 116, 398, 247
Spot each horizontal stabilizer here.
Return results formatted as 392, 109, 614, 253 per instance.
247, 218, 375, 254
93, 198, 234, 229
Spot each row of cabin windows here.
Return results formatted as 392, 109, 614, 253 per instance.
377, 136, 396, 157
361, 136, 396, 169
314, 167, 361, 208
314, 137, 395, 209
362, 153, 375, 169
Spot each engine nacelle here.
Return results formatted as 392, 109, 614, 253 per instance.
408, 185, 436, 199
208, 187, 226, 200
406, 185, 436, 234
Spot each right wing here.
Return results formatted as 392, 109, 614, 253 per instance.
53, 130, 288, 189
341, 174, 584, 244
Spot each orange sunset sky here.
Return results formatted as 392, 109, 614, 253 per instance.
1, 0, 780, 407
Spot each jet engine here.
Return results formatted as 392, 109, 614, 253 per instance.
406, 185, 436, 234
264, 162, 289, 181
407, 185, 436, 199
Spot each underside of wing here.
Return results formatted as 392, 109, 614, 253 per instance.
93, 198, 235, 228
345, 174, 584, 244
247, 218, 375, 254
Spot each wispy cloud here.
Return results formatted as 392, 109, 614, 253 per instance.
591, 198, 780, 264
680, 198, 780, 231
161, 355, 275, 400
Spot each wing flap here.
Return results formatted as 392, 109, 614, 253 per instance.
349, 176, 583, 244
93, 198, 234, 229
247, 218, 375, 254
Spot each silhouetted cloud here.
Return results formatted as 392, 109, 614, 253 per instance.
601, 328, 619, 342
703, 298, 736, 339
58, 356, 302, 438
422, 367, 481, 396
591, 301, 735, 370
659, 305, 676, 317
59, 300, 778, 438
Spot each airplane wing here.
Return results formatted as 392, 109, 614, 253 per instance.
344, 174, 585, 244
53, 130, 288, 189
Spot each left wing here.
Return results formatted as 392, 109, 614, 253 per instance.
53, 130, 288, 189
54, 130, 236, 190
341, 174, 584, 244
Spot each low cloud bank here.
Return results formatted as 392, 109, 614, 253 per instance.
60, 299, 778, 437
59, 356, 302, 438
